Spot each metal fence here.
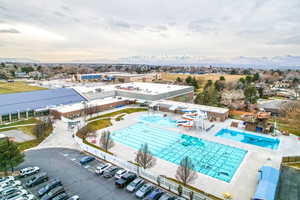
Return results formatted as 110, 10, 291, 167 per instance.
75, 136, 219, 200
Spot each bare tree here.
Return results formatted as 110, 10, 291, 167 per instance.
135, 143, 156, 169
100, 130, 114, 152
175, 156, 198, 185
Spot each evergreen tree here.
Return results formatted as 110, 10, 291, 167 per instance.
0, 138, 25, 173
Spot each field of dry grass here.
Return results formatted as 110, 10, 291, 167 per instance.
0, 81, 46, 94
161, 72, 245, 82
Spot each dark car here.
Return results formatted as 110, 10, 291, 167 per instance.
135, 183, 154, 199
126, 177, 144, 192
103, 166, 120, 178
115, 172, 137, 188
25, 172, 48, 187
79, 156, 95, 165
38, 178, 62, 197
52, 192, 69, 200
143, 188, 164, 200
41, 186, 65, 200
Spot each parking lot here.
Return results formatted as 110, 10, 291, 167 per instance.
17, 148, 151, 200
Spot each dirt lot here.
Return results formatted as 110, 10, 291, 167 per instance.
161, 72, 245, 83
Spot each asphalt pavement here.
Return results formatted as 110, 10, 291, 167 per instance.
17, 148, 141, 200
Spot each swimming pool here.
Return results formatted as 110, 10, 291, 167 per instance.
112, 122, 247, 182
139, 114, 177, 128
215, 129, 280, 150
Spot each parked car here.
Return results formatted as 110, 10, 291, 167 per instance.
3, 189, 28, 200
0, 186, 23, 194
103, 166, 120, 178
0, 187, 23, 197
79, 156, 95, 165
158, 194, 175, 200
95, 163, 112, 175
19, 167, 40, 178
143, 188, 164, 200
52, 192, 69, 200
67, 195, 80, 200
13, 194, 36, 200
0, 180, 22, 189
25, 173, 48, 187
114, 169, 127, 179
135, 183, 154, 198
0, 176, 15, 184
41, 186, 65, 200
38, 178, 62, 197
115, 172, 137, 188
126, 177, 144, 192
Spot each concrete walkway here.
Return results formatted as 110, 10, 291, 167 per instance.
36, 119, 80, 150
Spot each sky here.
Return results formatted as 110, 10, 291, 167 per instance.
0, 0, 300, 63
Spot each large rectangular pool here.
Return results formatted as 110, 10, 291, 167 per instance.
215, 129, 280, 150
112, 122, 247, 182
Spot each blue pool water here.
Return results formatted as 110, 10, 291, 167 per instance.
112, 122, 247, 182
215, 129, 280, 150
139, 114, 177, 128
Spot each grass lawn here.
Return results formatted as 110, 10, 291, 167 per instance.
0, 81, 46, 94
87, 119, 112, 132
269, 118, 300, 137
288, 163, 300, 169
17, 124, 53, 151
88, 108, 148, 121
0, 118, 39, 129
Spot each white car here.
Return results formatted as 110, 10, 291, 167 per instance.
0, 180, 22, 189
0, 176, 15, 184
0, 186, 23, 194
95, 163, 112, 175
114, 169, 127, 179
11, 194, 35, 200
67, 195, 80, 200
3, 189, 29, 200
19, 166, 40, 177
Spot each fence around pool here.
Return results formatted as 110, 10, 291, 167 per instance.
74, 136, 223, 200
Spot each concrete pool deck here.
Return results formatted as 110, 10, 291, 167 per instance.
89, 111, 300, 200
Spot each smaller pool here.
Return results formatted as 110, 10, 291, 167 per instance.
215, 129, 280, 150
139, 114, 177, 128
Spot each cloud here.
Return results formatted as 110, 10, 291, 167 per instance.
0, 28, 20, 33
0, 0, 299, 62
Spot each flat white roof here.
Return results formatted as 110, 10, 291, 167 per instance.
101, 82, 193, 95
52, 97, 128, 113
157, 100, 229, 114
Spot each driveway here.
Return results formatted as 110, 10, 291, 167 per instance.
18, 148, 139, 200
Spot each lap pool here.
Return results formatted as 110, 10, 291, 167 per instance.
215, 129, 280, 150
112, 122, 247, 182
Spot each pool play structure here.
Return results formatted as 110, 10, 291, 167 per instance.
112, 118, 247, 183
215, 128, 280, 150
177, 109, 207, 130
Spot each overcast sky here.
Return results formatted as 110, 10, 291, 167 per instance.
0, 0, 299, 62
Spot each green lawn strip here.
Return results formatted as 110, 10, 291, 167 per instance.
165, 177, 223, 200
86, 119, 112, 132
0, 118, 39, 129
17, 125, 53, 151
88, 108, 147, 121
115, 114, 126, 121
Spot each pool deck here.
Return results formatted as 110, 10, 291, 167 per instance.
90, 111, 300, 200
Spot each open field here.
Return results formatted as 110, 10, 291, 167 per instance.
161, 72, 245, 82
0, 81, 46, 94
